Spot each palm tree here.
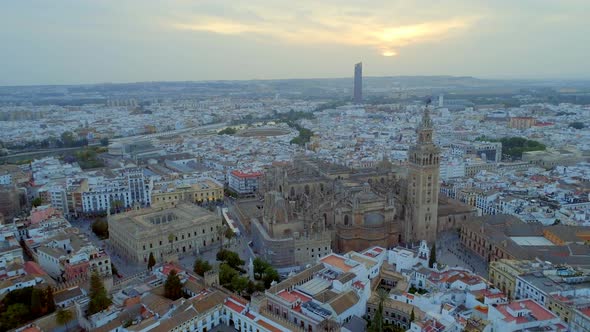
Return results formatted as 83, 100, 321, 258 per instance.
371, 288, 389, 332
56, 308, 74, 332
224, 227, 235, 247
217, 225, 226, 251
109, 198, 124, 214
168, 233, 174, 254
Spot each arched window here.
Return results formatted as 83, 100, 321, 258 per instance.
290, 187, 295, 198
344, 215, 350, 226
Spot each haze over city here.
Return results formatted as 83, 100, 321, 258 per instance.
2, 0, 590, 85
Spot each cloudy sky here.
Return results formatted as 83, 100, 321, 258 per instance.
1, 0, 588, 85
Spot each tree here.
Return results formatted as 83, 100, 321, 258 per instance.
0, 303, 28, 331
110, 199, 124, 213
56, 309, 74, 332
164, 270, 183, 300
224, 227, 235, 245
193, 259, 212, 276
44, 286, 56, 314
31, 197, 43, 207
30, 288, 42, 317
262, 266, 280, 288
429, 243, 436, 268
569, 122, 585, 129
247, 280, 266, 294
217, 249, 244, 270
147, 252, 156, 271
230, 276, 249, 295
217, 225, 226, 250
91, 219, 109, 239
61, 131, 75, 147
218, 127, 237, 135
370, 288, 389, 332
253, 258, 269, 280
410, 308, 415, 323
219, 263, 238, 286
88, 270, 112, 315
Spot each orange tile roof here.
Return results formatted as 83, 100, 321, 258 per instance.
320, 254, 354, 272
277, 290, 311, 304
475, 305, 488, 314
256, 319, 282, 332
353, 280, 365, 289
496, 300, 556, 324
231, 295, 249, 306
225, 299, 245, 313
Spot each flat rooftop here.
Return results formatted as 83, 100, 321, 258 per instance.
277, 289, 312, 304
108, 203, 220, 237
298, 277, 331, 296
320, 254, 359, 272
510, 237, 555, 246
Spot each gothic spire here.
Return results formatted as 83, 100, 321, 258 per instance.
419, 103, 433, 130
416, 100, 434, 144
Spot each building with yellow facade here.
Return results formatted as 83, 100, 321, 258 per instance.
489, 259, 537, 299
509, 116, 536, 129
152, 179, 223, 207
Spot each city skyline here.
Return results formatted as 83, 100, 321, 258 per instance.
2, 0, 590, 86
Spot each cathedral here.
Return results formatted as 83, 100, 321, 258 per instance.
249, 106, 452, 268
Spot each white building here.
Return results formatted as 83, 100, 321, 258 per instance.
48, 185, 69, 215
487, 299, 564, 332
387, 240, 430, 273
81, 167, 152, 213
440, 158, 466, 181
228, 170, 263, 195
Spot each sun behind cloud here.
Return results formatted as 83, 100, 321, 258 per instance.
381, 50, 397, 57
170, 3, 476, 57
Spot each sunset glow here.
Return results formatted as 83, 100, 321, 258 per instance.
171, 5, 474, 58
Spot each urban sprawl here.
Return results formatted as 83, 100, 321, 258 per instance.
0, 72, 589, 332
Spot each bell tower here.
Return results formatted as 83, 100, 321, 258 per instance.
405, 102, 440, 243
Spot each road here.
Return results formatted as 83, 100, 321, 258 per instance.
69, 217, 145, 278
437, 230, 488, 277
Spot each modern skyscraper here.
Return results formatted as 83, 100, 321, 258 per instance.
353, 62, 362, 104
405, 103, 441, 243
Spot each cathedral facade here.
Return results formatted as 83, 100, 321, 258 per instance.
250, 107, 441, 268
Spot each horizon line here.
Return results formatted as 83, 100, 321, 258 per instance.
2, 74, 590, 89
